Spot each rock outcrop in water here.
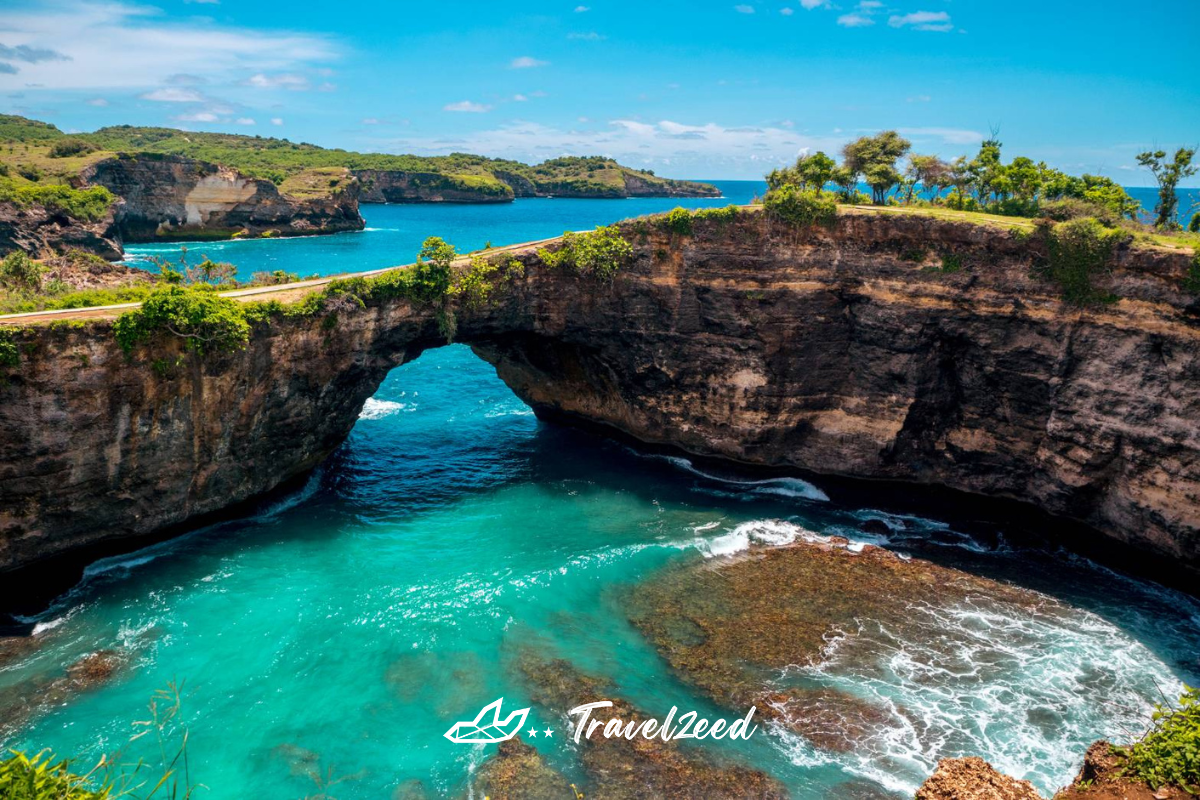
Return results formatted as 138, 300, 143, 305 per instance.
915, 757, 1044, 800
0, 209, 1198, 582
81, 154, 364, 242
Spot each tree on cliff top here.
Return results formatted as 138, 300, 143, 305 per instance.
841, 131, 911, 205
1137, 147, 1197, 229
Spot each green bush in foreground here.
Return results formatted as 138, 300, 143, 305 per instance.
1117, 686, 1200, 792
114, 284, 252, 356
763, 185, 837, 228
539, 224, 632, 281
0, 750, 109, 799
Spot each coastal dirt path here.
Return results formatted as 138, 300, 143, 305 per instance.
0, 235, 564, 326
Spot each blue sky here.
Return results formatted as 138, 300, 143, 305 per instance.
1, 0, 1197, 182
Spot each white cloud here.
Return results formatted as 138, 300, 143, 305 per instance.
734, 4, 755, 12
85, 97, 108, 106
800, 0, 828, 8
270, 117, 283, 126
175, 111, 218, 122
443, 100, 492, 113
381, 118, 847, 179
898, 127, 984, 145
139, 87, 205, 102
235, 117, 255, 125
837, 12, 874, 26
0, 3, 338, 91
906, 94, 932, 102
858, 0, 883, 6
362, 117, 380, 125
574, 4, 590, 10
888, 10, 953, 31
242, 72, 310, 90
780, 7, 794, 14
513, 94, 528, 102
568, 32, 605, 40
510, 56, 548, 69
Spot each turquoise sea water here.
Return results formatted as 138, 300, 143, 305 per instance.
4, 189, 1200, 799
124, 180, 766, 282
122, 181, 1200, 284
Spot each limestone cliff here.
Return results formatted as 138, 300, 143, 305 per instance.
82, 154, 364, 242
352, 169, 513, 204
352, 167, 720, 203
0, 199, 122, 260
0, 210, 1197, 583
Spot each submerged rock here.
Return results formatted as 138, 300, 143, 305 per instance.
516, 654, 788, 799
915, 757, 1043, 800
627, 536, 1034, 751
467, 736, 574, 800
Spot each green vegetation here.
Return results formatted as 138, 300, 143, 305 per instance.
662, 206, 694, 236
1116, 686, 1200, 793
1036, 217, 1128, 306
48, 138, 100, 159
1138, 148, 1197, 230
763, 185, 838, 227
0, 681, 200, 800
843, 131, 912, 205
114, 284, 253, 356
538, 225, 633, 280
0, 251, 44, 292
1185, 251, 1200, 295
0, 327, 19, 368
763, 131, 1150, 228
0, 178, 115, 222
0, 750, 108, 799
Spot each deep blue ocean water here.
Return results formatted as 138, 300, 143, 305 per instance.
4, 185, 1200, 799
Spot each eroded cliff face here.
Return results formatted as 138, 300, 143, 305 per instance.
352, 169, 513, 204
1, 210, 1197, 579
82, 154, 364, 241
0, 199, 122, 260
476, 213, 1200, 570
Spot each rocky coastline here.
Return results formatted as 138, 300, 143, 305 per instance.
81, 153, 365, 243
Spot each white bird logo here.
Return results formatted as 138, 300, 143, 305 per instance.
443, 698, 530, 744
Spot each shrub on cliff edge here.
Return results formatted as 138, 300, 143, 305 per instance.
1036, 217, 1128, 306
1186, 251, 1200, 295
763, 185, 837, 228
114, 284, 251, 357
539, 224, 632, 280
1116, 686, 1200, 793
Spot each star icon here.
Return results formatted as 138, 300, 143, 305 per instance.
527, 729, 538, 737
542, 728, 554, 738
